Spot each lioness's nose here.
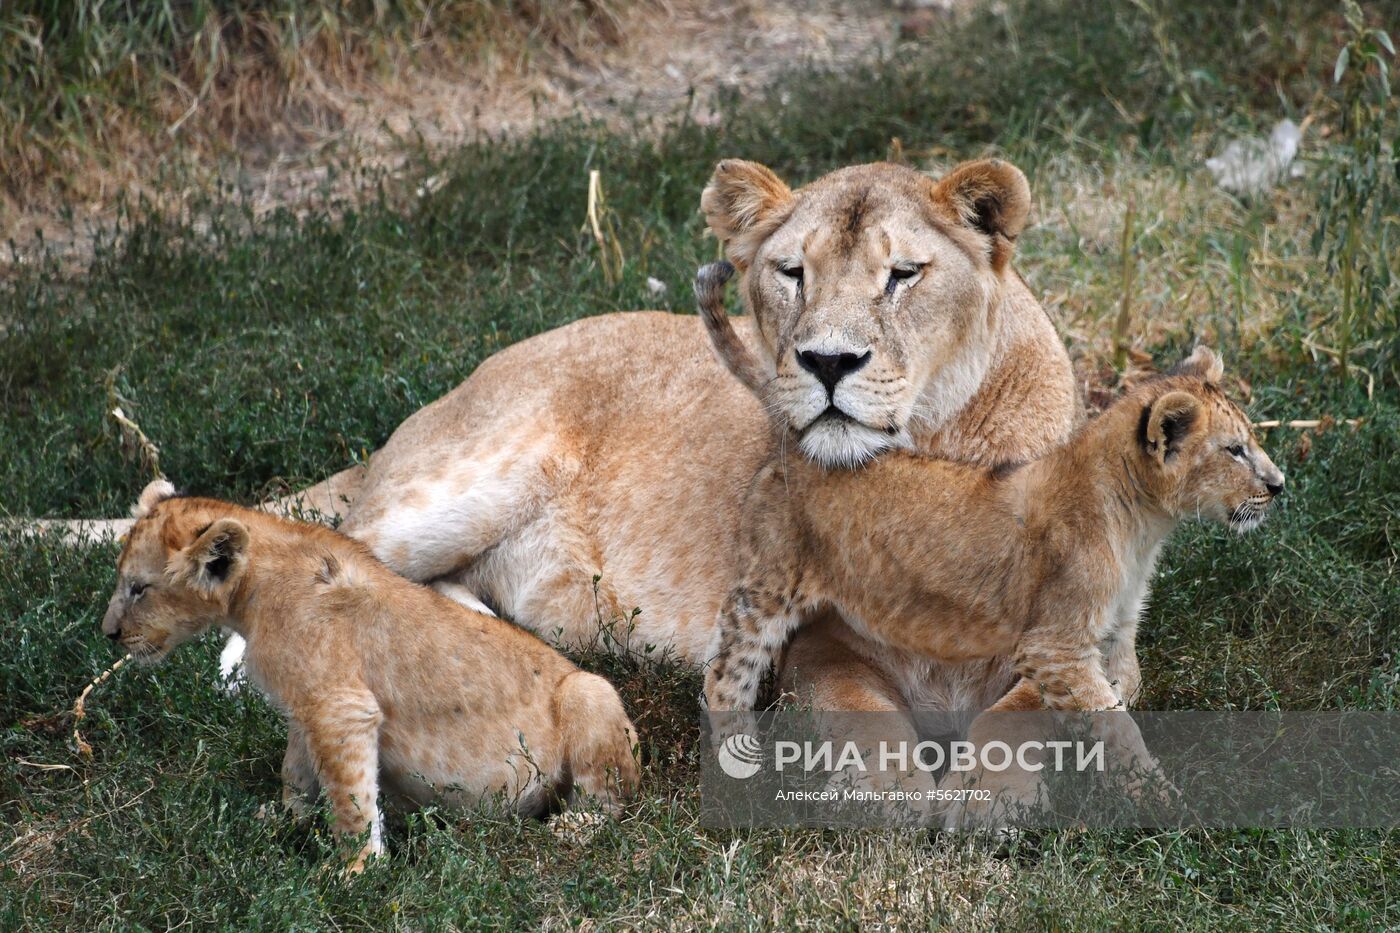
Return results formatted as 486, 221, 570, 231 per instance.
796, 349, 871, 393
1266, 475, 1285, 497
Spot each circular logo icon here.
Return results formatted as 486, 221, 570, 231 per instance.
717, 732, 764, 779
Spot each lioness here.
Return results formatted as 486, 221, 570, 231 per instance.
314, 158, 1081, 721
101, 480, 639, 873
698, 339, 1284, 715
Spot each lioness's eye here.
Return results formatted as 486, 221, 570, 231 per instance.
886, 264, 921, 295
1226, 444, 1246, 458
129, 581, 148, 598
777, 263, 804, 284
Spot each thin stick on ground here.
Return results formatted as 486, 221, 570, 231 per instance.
585, 169, 623, 286
105, 369, 164, 481
110, 407, 162, 478
1112, 193, 1137, 372
72, 654, 131, 757
1254, 418, 1363, 430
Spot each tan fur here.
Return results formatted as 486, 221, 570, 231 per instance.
702, 349, 1285, 715
100, 484, 639, 873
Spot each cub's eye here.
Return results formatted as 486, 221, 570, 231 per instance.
1226, 444, 1246, 458
777, 263, 804, 285
885, 264, 921, 295
129, 582, 148, 598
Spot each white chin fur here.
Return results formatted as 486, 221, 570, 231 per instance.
799, 419, 901, 468
1230, 515, 1266, 534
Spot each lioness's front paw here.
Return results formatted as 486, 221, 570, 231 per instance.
939, 767, 1047, 832
1123, 763, 1178, 810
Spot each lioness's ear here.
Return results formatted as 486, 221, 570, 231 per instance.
1142, 391, 1203, 464
931, 159, 1031, 271
1170, 346, 1225, 385
700, 160, 795, 269
132, 479, 177, 519
179, 519, 249, 590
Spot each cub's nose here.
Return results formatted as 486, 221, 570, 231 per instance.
1266, 476, 1285, 497
796, 349, 871, 393
101, 603, 123, 640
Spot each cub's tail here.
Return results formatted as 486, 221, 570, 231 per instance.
694, 261, 768, 396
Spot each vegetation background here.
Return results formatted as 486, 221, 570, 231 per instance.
2, 0, 1398, 927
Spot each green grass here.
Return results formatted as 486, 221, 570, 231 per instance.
3, 0, 1399, 927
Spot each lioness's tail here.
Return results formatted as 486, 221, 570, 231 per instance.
10, 463, 367, 547
266, 463, 366, 524
694, 261, 768, 395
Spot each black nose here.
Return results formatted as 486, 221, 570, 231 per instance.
1266, 478, 1285, 497
106, 627, 122, 641
796, 349, 871, 393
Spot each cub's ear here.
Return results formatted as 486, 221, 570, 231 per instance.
931, 159, 1031, 271
1142, 391, 1203, 464
131, 479, 177, 519
1170, 346, 1225, 385
178, 518, 250, 590
700, 160, 795, 269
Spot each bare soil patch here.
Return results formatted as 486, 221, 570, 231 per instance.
2, 0, 907, 270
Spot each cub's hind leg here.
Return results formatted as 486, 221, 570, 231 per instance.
553, 671, 640, 813
703, 585, 802, 713
280, 723, 320, 817
704, 461, 803, 714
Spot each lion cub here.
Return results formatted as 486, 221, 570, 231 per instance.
101, 485, 639, 872
695, 263, 1284, 715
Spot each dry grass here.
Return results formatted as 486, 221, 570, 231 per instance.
2, 0, 638, 199
1, 0, 897, 269
1006, 142, 1332, 404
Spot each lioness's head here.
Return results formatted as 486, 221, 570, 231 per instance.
101, 481, 251, 662
1136, 348, 1285, 533
702, 158, 1030, 467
